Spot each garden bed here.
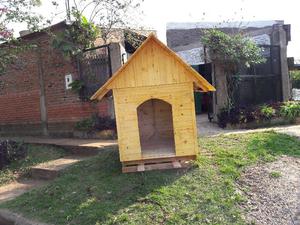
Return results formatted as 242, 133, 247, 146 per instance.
1, 132, 299, 224
73, 116, 117, 139
73, 129, 117, 139
218, 101, 300, 129
225, 117, 299, 130
0, 142, 66, 186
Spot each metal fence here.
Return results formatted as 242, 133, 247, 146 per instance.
234, 45, 282, 107
79, 45, 112, 99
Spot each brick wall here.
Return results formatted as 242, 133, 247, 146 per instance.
0, 26, 111, 137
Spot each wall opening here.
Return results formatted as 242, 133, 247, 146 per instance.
137, 99, 175, 158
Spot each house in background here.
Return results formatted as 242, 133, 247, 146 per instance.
0, 21, 154, 137
167, 20, 291, 119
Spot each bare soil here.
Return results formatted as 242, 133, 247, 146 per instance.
237, 156, 300, 225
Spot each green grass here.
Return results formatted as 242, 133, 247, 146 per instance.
1, 132, 300, 225
269, 171, 281, 178
0, 144, 66, 186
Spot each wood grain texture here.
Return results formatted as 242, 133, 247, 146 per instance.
114, 83, 198, 162
90, 34, 215, 165
90, 34, 215, 101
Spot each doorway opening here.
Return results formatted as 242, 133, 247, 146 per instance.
137, 99, 175, 158
192, 63, 213, 114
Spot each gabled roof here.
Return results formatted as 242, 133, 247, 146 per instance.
91, 33, 215, 100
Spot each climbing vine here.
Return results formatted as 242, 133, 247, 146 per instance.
201, 29, 266, 108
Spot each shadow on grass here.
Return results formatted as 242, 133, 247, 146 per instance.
2, 149, 193, 224
3, 132, 297, 225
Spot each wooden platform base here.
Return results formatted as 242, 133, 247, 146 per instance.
122, 156, 195, 173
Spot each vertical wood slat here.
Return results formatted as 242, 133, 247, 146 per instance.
114, 83, 197, 162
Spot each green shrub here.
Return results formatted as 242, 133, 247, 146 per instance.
280, 101, 300, 120
0, 140, 27, 169
260, 105, 275, 120
75, 116, 116, 132
68, 79, 84, 93
75, 118, 95, 131
290, 70, 300, 89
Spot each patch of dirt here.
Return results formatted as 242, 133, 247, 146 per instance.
237, 156, 300, 225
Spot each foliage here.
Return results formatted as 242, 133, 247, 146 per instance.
217, 105, 257, 128
74, 117, 95, 131
0, 0, 43, 73
290, 70, 300, 89
0, 143, 65, 186
94, 116, 116, 131
75, 115, 116, 131
201, 29, 265, 107
2, 132, 299, 224
201, 29, 265, 69
68, 79, 84, 93
260, 105, 275, 120
77, 0, 143, 43
280, 101, 300, 120
0, 140, 27, 169
217, 101, 300, 128
51, 13, 99, 59
269, 171, 281, 178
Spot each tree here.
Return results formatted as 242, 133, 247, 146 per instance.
0, 0, 143, 73
0, 0, 43, 73
69, 0, 143, 43
201, 29, 265, 110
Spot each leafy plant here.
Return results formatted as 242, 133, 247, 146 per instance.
217, 105, 257, 128
201, 29, 265, 68
75, 117, 95, 131
0, 140, 27, 169
260, 105, 275, 120
290, 70, 300, 89
0, 0, 43, 74
201, 29, 265, 107
68, 79, 84, 93
75, 115, 116, 131
94, 116, 116, 131
51, 12, 99, 59
280, 101, 300, 120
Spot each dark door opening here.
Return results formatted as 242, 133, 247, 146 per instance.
192, 63, 213, 114
137, 99, 175, 158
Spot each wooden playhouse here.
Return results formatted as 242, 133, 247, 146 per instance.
91, 34, 215, 172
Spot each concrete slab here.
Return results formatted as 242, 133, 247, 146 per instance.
0, 136, 118, 148
0, 179, 48, 203
30, 156, 86, 180
197, 114, 300, 138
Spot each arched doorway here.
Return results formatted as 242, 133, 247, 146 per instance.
137, 99, 175, 158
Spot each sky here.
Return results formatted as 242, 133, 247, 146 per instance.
16, 0, 300, 60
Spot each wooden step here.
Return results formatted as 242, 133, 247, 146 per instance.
30, 157, 86, 180
0, 179, 48, 203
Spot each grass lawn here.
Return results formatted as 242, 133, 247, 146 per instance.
1, 132, 300, 225
0, 144, 66, 186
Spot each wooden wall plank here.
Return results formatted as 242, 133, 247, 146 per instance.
110, 39, 195, 89
114, 83, 198, 162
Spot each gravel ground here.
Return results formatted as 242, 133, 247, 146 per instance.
237, 156, 300, 225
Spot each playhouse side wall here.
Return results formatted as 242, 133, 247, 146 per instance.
113, 82, 198, 162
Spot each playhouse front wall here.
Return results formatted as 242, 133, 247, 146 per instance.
113, 82, 198, 162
